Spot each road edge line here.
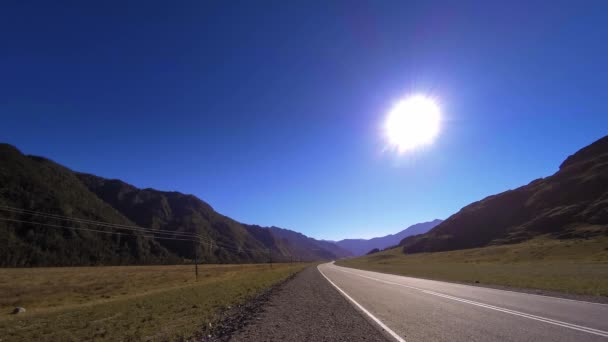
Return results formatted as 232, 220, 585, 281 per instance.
317, 264, 406, 342
332, 264, 608, 338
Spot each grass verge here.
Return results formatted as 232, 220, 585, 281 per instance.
336, 237, 608, 297
0, 263, 309, 341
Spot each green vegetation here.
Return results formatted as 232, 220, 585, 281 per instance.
0, 143, 348, 266
337, 237, 608, 296
0, 143, 178, 266
0, 263, 308, 341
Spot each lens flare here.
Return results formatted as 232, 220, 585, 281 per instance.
384, 95, 441, 153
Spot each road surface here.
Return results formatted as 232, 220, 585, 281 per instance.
318, 262, 608, 342
229, 266, 387, 341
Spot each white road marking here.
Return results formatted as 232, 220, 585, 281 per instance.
328, 264, 608, 338
422, 290, 608, 337
317, 265, 407, 342
336, 263, 608, 306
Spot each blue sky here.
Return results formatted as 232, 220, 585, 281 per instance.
1, 1, 607, 240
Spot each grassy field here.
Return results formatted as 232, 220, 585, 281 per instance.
336, 237, 608, 297
0, 263, 308, 341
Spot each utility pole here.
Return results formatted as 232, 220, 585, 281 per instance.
268, 248, 273, 268
194, 239, 199, 281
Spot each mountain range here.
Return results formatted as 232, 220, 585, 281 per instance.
401, 135, 608, 253
5, 135, 604, 266
0, 143, 350, 266
333, 219, 442, 256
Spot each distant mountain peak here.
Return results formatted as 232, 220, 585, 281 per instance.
334, 219, 443, 256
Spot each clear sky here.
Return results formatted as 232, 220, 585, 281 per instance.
2, 1, 607, 240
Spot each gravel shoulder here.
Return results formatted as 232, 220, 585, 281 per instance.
223, 266, 388, 341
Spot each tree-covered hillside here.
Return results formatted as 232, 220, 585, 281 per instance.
0, 144, 177, 266
0, 144, 348, 266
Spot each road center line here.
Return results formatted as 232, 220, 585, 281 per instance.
422, 290, 608, 336
317, 265, 407, 342
330, 265, 608, 338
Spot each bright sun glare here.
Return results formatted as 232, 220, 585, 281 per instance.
384, 95, 441, 153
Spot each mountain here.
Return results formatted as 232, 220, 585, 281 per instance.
0, 143, 348, 266
335, 219, 442, 256
268, 227, 352, 260
0, 144, 177, 267
77, 173, 351, 262
401, 136, 608, 254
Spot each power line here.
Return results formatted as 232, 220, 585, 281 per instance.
0, 205, 289, 257
0, 216, 208, 280
0, 210, 303, 283
0, 217, 196, 242
0, 205, 201, 239
0, 205, 257, 252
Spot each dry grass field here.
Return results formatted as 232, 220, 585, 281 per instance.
336, 237, 608, 297
0, 263, 308, 341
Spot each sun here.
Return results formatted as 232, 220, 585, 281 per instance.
384, 95, 441, 153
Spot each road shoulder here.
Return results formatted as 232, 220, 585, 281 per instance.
208, 265, 388, 341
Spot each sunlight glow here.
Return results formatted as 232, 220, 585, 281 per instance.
384, 95, 441, 153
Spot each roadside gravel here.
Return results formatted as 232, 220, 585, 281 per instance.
228, 266, 388, 341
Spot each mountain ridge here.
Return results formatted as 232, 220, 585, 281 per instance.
0, 143, 349, 266
400, 135, 608, 253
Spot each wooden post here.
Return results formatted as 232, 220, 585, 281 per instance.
269, 248, 273, 268
194, 240, 199, 281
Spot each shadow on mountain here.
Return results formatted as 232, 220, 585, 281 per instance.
401, 136, 608, 253
0, 144, 349, 266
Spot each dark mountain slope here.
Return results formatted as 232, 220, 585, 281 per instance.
77, 174, 349, 262
0, 144, 176, 266
401, 136, 608, 253
77, 174, 283, 263
0, 143, 348, 266
335, 219, 442, 256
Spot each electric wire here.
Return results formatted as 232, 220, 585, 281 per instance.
0, 205, 273, 255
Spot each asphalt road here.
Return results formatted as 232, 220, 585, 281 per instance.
318, 262, 608, 342
229, 266, 387, 341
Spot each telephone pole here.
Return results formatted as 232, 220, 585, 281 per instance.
268, 248, 273, 268
193, 239, 199, 281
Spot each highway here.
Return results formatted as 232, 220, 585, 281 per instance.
318, 262, 608, 342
